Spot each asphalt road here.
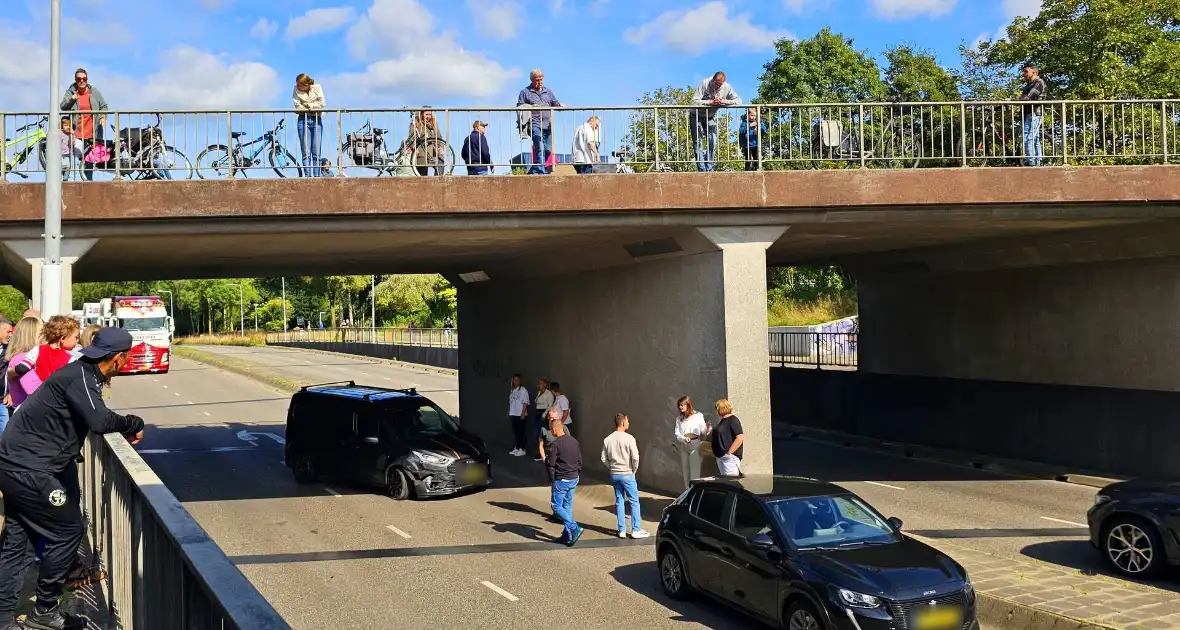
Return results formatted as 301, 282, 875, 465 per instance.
103, 344, 1103, 628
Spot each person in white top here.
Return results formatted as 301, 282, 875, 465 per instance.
571, 116, 600, 174
293, 73, 326, 177
690, 71, 742, 172
507, 374, 530, 456
673, 395, 708, 489
532, 378, 555, 461
550, 381, 572, 434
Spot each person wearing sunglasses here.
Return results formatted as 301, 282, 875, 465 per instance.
59, 68, 108, 181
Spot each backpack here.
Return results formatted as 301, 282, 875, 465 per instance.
347, 133, 376, 165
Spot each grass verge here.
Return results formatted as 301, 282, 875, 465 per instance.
172, 346, 301, 394
174, 333, 267, 347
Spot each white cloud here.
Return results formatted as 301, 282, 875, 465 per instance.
250, 18, 278, 41
784, 0, 821, 13
551, 0, 567, 14
867, 0, 957, 20
285, 7, 357, 41
195, 0, 231, 10
100, 47, 280, 109
624, 2, 791, 56
469, 0, 520, 40
332, 0, 521, 104
1002, 0, 1041, 19
64, 17, 134, 46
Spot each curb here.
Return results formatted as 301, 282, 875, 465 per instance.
975, 593, 1113, 630
777, 424, 1124, 490
173, 346, 303, 394
265, 343, 458, 376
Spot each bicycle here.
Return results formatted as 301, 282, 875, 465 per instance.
88, 114, 193, 180
2, 116, 48, 180
809, 112, 874, 169
196, 119, 300, 179
340, 120, 456, 177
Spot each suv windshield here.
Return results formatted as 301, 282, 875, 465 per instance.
120, 317, 166, 331
767, 494, 898, 549
404, 402, 460, 436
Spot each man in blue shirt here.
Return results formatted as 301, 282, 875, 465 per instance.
516, 69, 562, 175
461, 120, 493, 175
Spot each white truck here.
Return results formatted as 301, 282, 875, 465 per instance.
96, 296, 175, 374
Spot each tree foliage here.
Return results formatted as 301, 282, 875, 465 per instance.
758, 28, 884, 103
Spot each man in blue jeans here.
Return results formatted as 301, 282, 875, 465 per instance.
1019, 62, 1047, 167
546, 409, 583, 546
601, 413, 649, 539
517, 69, 562, 175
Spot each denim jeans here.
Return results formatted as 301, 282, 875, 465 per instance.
529, 122, 552, 175
551, 477, 579, 538
298, 114, 323, 177
0, 405, 8, 435
1023, 114, 1043, 166
689, 111, 717, 171
610, 473, 642, 533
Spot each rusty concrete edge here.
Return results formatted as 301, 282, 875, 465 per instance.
172, 346, 303, 395
776, 423, 1123, 490
265, 342, 458, 376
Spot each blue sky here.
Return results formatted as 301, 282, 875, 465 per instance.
0, 0, 1041, 112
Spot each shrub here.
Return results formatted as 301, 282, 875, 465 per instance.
174, 333, 267, 347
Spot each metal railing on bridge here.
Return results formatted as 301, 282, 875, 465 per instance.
3, 100, 1177, 181
268, 327, 458, 348
769, 331, 858, 369
80, 432, 290, 629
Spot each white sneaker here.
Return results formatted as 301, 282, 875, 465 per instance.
618, 531, 627, 539
509, 448, 520, 456
630, 529, 651, 539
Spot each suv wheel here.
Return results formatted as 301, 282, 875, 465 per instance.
786, 600, 822, 630
290, 455, 317, 484
658, 546, 690, 599
1103, 515, 1164, 577
387, 467, 411, 501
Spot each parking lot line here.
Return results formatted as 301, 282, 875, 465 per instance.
480, 581, 519, 602
1040, 516, 1087, 528
385, 525, 412, 539
863, 481, 906, 491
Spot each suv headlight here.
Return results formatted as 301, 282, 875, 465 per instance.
412, 450, 454, 467
964, 574, 975, 602
837, 587, 881, 609
1094, 494, 1111, 506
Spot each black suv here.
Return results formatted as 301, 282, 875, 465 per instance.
656, 476, 978, 630
284, 382, 491, 499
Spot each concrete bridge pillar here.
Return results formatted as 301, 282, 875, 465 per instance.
456, 226, 785, 494
1, 239, 97, 316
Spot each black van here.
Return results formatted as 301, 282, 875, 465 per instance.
284, 382, 491, 500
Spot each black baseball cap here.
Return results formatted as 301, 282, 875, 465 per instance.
80, 327, 133, 359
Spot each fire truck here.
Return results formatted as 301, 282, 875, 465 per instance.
96, 296, 175, 374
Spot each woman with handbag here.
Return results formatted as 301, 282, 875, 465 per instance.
673, 396, 708, 489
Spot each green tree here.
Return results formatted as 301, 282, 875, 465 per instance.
758, 28, 884, 103
0, 286, 29, 321
622, 85, 744, 172
374, 274, 455, 326
884, 45, 960, 102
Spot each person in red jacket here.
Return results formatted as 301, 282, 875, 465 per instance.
11, 316, 80, 398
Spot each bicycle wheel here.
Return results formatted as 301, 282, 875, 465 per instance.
410, 141, 455, 176
146, 145, 193, 180
341, 140, 391, 177
879, 128, 923, 169
196, 145, 234, 179
269, 144, 301, 178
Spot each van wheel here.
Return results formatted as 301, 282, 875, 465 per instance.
290, 455, 317, 484
387, 468, 411, 500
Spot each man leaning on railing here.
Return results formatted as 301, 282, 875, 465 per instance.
691, 72, 742, 172
0, 328, 145, 630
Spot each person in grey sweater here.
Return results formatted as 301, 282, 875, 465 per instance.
59, 68, 109, 181
601, 413, 649, 539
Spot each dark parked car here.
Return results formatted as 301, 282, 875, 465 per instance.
1087, 479, 1180, 578
284, 382, 491, 499
656, 476, 977, 630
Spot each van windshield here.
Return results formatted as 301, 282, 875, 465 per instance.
404, 403, 460, 436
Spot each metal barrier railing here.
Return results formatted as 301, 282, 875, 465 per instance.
268, 327, 458, 348
2, 100, 1176, 182
80, 432, 290, 629
769, 332, 858, 369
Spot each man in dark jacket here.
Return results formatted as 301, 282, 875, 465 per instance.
546, 409, 583, 547
461, 120, 493, 175
0, 328, 144, 630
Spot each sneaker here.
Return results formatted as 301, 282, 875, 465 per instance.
618, 531, 627, 539
556, 530, 569, 545
508, 448, 520, 456
566, 525, 583, 547
630, 529, 651, 539
24, 605, 87, 630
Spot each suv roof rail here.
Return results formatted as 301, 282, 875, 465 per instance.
300, 380, 356, 391
362, 386, 417, 401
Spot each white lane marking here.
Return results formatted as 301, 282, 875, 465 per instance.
138, 446, 256, 454
324, 487, 343, 497
174, 392, 180, 397
862, 481, 906, 491
1041, 516, 1087, 528
203, 411, 211, 417
359, 371, 370, 376
385, 525, 412, 539
383, 377, 391, 381
162, 385, 168, 389
187, 401, 194, 405
480, 581, 519, 602
236, 430, 285, 445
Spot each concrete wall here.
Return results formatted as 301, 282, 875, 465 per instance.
459, 251, 740, 494
268, 341, 458, 370
772, 367, 1180, 478
860, 256, 1180, 392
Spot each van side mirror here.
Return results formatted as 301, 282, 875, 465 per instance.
888, 517, 903, 530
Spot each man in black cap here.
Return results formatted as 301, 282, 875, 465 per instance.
0, 328, 145, 630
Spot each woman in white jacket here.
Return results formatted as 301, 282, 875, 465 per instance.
673, 395, 708, 489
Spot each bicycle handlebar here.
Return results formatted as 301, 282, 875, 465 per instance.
13, 117, 48, 134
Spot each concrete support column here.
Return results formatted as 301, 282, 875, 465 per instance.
697, 226, 787, 480
1, 239, 97, 316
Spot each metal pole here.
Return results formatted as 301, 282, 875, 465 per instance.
159, 289, 173, 321
371, 275, 376, 336
41, 0, 63, 316
281, 277, 287, 332
253, 304, 259, 331
238, 285, 244, 335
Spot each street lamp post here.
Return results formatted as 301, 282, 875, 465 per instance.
253, 303, 260, 331
159, 289, 174, 322
41, 0, 63, 316
371, 274, 377, 340
227, 283, 244, 335
281, 277, 287, 332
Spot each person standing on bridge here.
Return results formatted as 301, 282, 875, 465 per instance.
547, 410, 583, 546
59, 68, 107, 182
1019, 62, 1047, 167
571, 116, 600, 174
0, 328, 145, 630
710, 399, 744, 477
517, 69, 563, 175
508, 374, 530, 457
690, 72, 741, 172
0, 320, 12, 435
461, 120, 493, 175
293, 73, 326, 178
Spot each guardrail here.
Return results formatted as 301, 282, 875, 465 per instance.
3, 100, 1176, 182
80, 432, 290, 629
268, 327, 458, 348
769, 331, 858, 369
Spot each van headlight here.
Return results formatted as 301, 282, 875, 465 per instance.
1095, 493, 1111, 506
837, 587, 881, 609
412, 450, 454, 467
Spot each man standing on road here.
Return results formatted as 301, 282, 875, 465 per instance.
507, 374, 530, 457
601, 413, 649, 539
690, 72, 742, 171
0, 328, 145, 630
532, 379, 554, 461
711, 398, 744, 477
548, 412, 583, 546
